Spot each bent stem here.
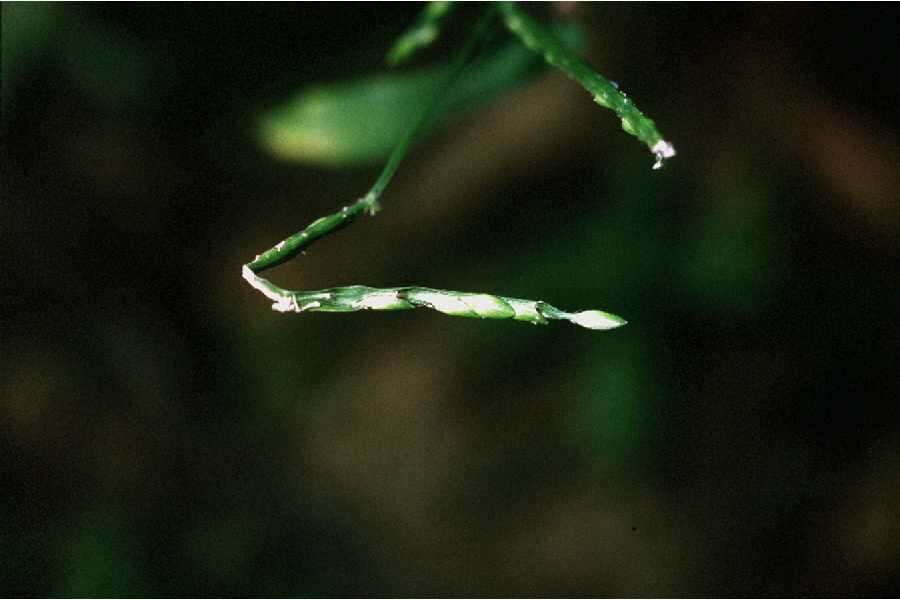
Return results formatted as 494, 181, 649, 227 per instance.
243, 5, 627, 331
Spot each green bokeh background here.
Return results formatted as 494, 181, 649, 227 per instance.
3, 3, 899, 596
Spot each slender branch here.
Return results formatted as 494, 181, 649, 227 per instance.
499, 2, 675, 169
371, 5, 499, 203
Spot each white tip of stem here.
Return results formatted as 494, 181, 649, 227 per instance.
651, 139, 676, 170
568, 310, 627, 330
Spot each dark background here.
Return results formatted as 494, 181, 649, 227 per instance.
3, 3, 899, 596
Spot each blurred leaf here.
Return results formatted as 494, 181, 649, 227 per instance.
386, 1, 455, 66
58, 22, 155, 112
1, 2, 64, 110
674, 178, 780, 315
183, 512, 264, 584
570, 336, 657, 466
258, 67, 443, 166
58, 513, 146, 597
490, 157, 669, 312
2, 4, 159, 114
258, 24, 583, 166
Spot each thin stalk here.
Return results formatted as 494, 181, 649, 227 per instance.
370, 5, 499, 205
499, 2, 675, 169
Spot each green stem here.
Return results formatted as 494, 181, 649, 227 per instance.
499, 2, 675, 169
371, 5, 499, 202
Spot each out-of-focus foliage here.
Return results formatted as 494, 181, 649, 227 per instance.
386, 0, 455, 66
58, 513, 147, 597
2, 3, 157, 114
2, 2, 63, 109
258, 23, 582, 166
572, 335, 657, 466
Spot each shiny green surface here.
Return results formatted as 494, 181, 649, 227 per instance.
243, 265, 627, 329
500, 2, 675, 168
